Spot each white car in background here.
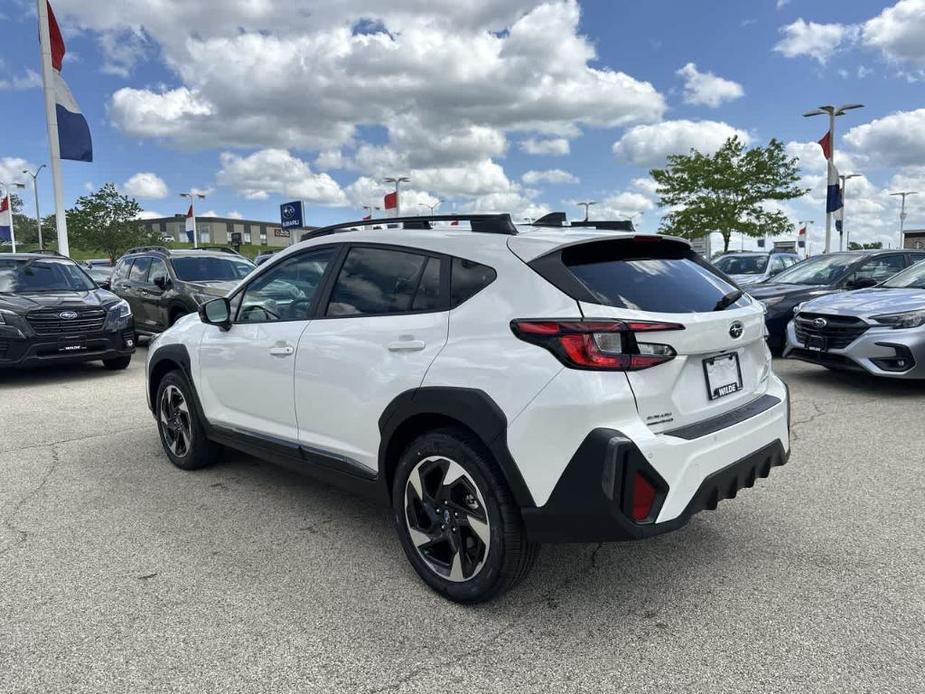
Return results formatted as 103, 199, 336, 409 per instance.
145, 213, 791, 602
714, 251, 800, 286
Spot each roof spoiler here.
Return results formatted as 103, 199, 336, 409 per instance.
530, 211, 635, 232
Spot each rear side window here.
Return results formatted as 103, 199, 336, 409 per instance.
129, 256, 151, 282
451, 258, 496, 307
552, 238, 746, 314
326, 247, 439, 317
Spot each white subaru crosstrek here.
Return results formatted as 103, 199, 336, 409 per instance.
146, 214, 790, 603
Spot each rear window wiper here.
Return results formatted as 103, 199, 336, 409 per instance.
713, 289, 743, 311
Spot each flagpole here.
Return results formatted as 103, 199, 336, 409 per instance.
37, 0, 70, 257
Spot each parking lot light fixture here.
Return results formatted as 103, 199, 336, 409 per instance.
179, 191, 206, 248
22, 165, 46, 249
382, 176, 411, 216
803, 104, 864, 254
0, 181, 26, 253
577, 201, 596, 222
890, 191, 918, 248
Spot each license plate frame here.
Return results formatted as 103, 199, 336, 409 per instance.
703, 352, 743, 401
806, 335, 826, 351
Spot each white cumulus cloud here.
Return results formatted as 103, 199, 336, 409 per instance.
519, 137, 571, 156
843, 108, 925, 168
521, 169, 579, 185
216, 149, 348, 205
612, 120, 751, 168
676, 63, 744, 107
773, 19, 858, 64
123, 172, 169, 199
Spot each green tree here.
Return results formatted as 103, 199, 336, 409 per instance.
650, 137, 808, 253
66, 183, 159, 260
848, 241, 882, 250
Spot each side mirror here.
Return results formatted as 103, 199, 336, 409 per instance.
847, 277, 877, 289
199, 297, 232, 330
98, 280, 111, 290
154, 276, 169, 290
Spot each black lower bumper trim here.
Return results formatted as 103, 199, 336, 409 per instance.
662, 394, 781, 440
787, 348, 864, 372
521, 429, 789, 543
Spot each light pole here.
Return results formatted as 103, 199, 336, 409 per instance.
419, 201, 440, 216
837, 173, 859, 251
577, 201, 596, 222
383, 176, 411, 217
22, 165, 46, 250
798, 219, 814, 256
891, 191, 918, 249
0, 181, 26, 253
803, 103, 864, 254
179, 191, 206, 248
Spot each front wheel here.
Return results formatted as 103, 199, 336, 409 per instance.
392, 428, 539, 603
155, 370, 221, 470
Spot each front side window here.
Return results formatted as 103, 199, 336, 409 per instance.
238, 247, 336, 323
0, 259, 97, 293
326, 247, 438, 317
113, 259, 132, 282
148, 259, 168, 287
848, 254, 906, 284
714, 255, 768, 275
129, 256, 152, 282
882, 259, 925, 289
771, 254, 856, 286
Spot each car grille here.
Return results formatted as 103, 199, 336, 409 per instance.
0, 339, 8, 359
794, 313, 868, 350
26, 308, 107, 335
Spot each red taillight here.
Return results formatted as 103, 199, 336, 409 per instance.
631, 472, 657, 522
510, 319, 682, 371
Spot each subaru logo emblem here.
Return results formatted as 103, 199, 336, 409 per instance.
282, 205, 295, 220
59, 311, 78, 320
813, 317, 827, 329
729, 321, 744, 339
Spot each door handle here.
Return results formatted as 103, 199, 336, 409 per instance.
387, 340, 426, 352
268, 344, 295, 357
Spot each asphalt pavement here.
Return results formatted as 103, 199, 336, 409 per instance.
1, 350, 923, 693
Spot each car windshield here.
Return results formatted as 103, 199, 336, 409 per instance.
0, 258, 97, 293
714, 255, 768, 275
171, 256, 254, 282
881, 260, 925, 289
769, 254, 856, 286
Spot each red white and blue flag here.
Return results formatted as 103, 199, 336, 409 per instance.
0, 195, 11, 244
185, 205, 195, 242
818, 129, 842, 216
47, 2, 92, 162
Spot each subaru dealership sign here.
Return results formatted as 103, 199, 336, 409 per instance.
280, 201, 305, 230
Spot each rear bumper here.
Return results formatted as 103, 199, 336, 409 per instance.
522, 381, 790, 543
0, 326, 135, 369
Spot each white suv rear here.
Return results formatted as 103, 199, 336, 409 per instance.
146, 214, 790, 602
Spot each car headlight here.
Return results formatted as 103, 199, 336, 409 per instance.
103, 299, 132, 330
871, 309, 925, 329
192, 292, 216, 305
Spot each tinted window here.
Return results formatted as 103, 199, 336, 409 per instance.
149, 259, 168, 287
129, 256, 151, 282
771, 254, 857, 286
0, 259, 96, 293
882, 259, 925, 289
412, 256, 443, 311
238, 247, 336, 323
560, 239, 745, 313
113, 259, 132, 282
171, 256, 254, 281
714, 255, 768, 275
850, 254, 905, 284
327, 247, 429, 316
451, 257, 496, 307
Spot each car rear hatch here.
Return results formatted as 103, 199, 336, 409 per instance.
511, 233, 771, 433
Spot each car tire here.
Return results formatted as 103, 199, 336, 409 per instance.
391, 428, 539, 603
155, 370, 221, 471
102, 355, 132, 370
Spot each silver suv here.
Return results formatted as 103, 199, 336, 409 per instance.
713, 251, 800, 286
785, 259, 925, 378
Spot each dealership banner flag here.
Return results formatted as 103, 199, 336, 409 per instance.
383, 191, 398, 212
0, 195, 12, 245
45, 1, 92, 162
185, 205, 195, 242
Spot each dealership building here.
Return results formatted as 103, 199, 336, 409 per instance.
140, 214, 303, 248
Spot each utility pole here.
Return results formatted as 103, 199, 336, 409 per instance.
890, 191, 918, 249
383, 176, 411, 217
802, 103, 864, 254
838, 173, 859, 251
22, 165, 47, 249
179, 191, 206, 248
576, 201, 596, 222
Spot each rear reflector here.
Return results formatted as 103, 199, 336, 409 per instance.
510, 319, 682, 371
631, 472, 657, 522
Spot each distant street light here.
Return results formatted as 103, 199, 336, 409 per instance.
576, 201, 596, 222
362, 205, 380, 220
838, 173, 860, 250
419, 201, 440, 216
22, 165, 46, 250
0, 181, 26, 253
803, 103, 864, 254
891, 191, 918, 249
798, 219, 815, 255
383, 176, 411, 216
180, 191, 206, 248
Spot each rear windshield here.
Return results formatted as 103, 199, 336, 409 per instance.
555, 239, 746, 313
0, 259, 96, 293
172, 256, 254, 282
714, 254, 768, 275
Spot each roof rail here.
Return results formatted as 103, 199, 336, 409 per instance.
22, 248, 66, 256
301, 214, 518, 241
123, 245, 170, 256
530, 212, 635, 232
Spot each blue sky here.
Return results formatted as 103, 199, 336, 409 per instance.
1, 0, 923, 251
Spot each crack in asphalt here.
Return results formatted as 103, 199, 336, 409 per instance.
365, 542, 604, 694
0, 443, 61, 559
0, 425, 151, 455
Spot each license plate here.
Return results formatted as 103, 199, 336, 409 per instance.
703, 353, 742, 400
806, 335, 826, 351
58, 342, 86, 353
